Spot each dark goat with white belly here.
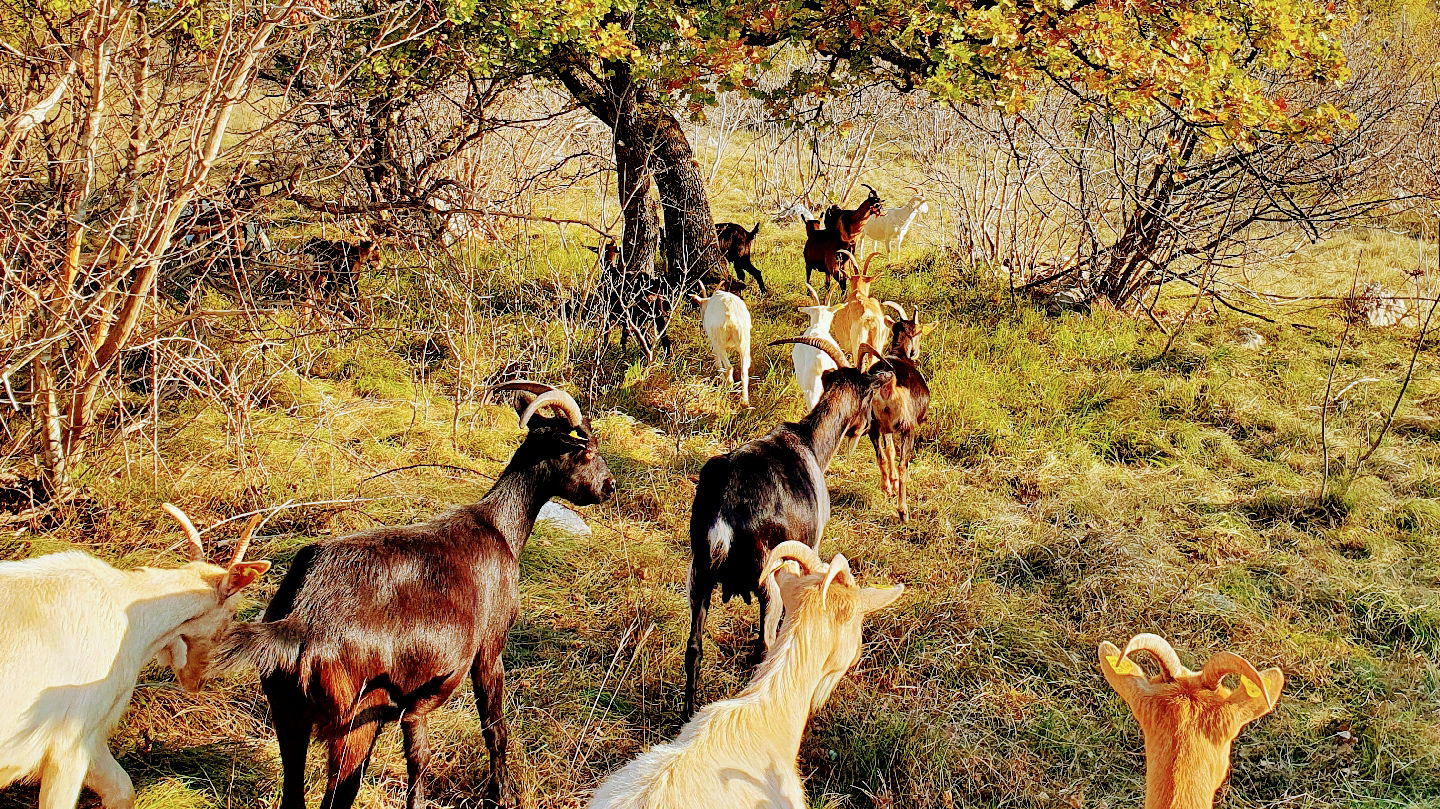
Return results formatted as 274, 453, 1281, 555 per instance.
215, 382, 614, 809
682, 338, 894, 717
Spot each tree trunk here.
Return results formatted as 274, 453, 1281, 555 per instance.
645, 102, 725, 289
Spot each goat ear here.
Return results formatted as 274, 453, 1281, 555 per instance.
858, 583, 903, 614
1228, 666, 1285, 724
1099, 641, 1153, 709
156, 637, 188, 671
222, 561, 271, 598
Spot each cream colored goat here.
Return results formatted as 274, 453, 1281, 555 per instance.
861, 189, 929, 255
1099, 633, 1285, 809
691, 287, 753, 406
0, 505, 268, 809
830, 253, 887, 370
589, 541, 903, 809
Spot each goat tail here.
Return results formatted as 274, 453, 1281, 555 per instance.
213, 618, 305, 676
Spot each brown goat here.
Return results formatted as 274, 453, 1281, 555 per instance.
1099, 634, 1285, 809
217, 383, 615, 809
861, 303, 933, 522
804, 185, 882, 293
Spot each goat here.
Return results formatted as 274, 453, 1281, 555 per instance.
299, 238, 378, 318
683, 337, 894, 717
831, 253, 888, 369
861, 187, 929, 255
0, 506, 269, 809
791, 284, 844, 409
804, 185, 882, 293
587, 241, 673, 360
689, 283, 753, 407
215, 383, 615, 809
1099, 633, 1285, 809
714, 222, 766, 293
861, 305, 933, 522
591, 541, 902, 808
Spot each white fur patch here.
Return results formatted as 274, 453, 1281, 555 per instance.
707, 519, 734, 565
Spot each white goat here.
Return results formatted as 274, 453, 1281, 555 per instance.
589, 541, 902, 809
690, 286, 753, 406
861, 189, 929, 255
791, 284, 844, 409
0, 505, 269, 809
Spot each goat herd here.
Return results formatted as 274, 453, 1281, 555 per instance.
2, 189, 1288, 809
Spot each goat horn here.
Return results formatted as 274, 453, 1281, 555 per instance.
820, 553, 851, 606
882, 300, 908, 321
760, 540, 827, 584
770, 337, 850, 369
487, 380, 556, 403
836, 249, 857, 269
806, 284, 821, 306
856, 343, 890, 370
162, 503, 205, 562
861, 183, 878, 197
860, 252, 883, 277
228, 513, 264, 568
1122, 633, 1187, 681
1199, 651, 1273, 706
519, 389, 585, 431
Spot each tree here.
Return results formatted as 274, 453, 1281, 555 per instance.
463, 0, 1356, 301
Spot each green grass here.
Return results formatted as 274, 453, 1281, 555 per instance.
4, 223, 1440, 809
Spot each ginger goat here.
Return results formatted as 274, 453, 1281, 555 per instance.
1099, 633, 1285, 809
830, 253, 888, 370
590, 541, 903, 808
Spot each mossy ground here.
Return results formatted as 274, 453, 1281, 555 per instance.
3, 212, 1439, 808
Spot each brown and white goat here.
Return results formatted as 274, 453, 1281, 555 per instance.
591, 541, 902, 808
0, 506, 268, 809
216, 383, 615, 809
1099, 634, 1285, 809
682, 339, 894, 718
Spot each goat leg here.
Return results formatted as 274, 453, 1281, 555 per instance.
401, 714, 432, 809
320, 721, 381, 809
265, 675, 313, 809
683, 591, 709, 720
37, 752, 87, 809
472, 656, 511, 808
84, 747, 135, 809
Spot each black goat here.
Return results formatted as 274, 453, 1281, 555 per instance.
714, 222, 765, 293
682, 338, 894, 717
216, 382, 615, 809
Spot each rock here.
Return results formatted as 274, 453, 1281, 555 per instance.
1041, 286, 1092, 317
1236, 327, 1265, 349
1190, 590, 1238, 615
538, 501, 591, 536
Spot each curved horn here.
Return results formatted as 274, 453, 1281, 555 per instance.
856, 343, 890, 370
860, 253, 882, 277
487, 380, 556, 402
820, 553, 851, 606
1200, 651, 1272, 705
861, 183, 878, 198
228, 513, 264, 568
1122, 633, 1187, 681
806, 284, 821, 306
836, 249, 857, 271
882, 300, 908, 321
913, 309, 920, 326
905, 185, 920, 195
770, 337, 850, 369
519, 389, 585, 431
760, 540, 827, 584
162, 503, 205, 562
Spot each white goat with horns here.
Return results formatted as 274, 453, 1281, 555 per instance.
791, 284, 845, 408
0, 505, 270, 809
588, 541, 903, 809
861, 187, 929, 255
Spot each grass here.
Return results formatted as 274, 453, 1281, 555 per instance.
4, 216, 1440, 809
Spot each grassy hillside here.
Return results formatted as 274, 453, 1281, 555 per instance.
3, 224, 1440, 809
